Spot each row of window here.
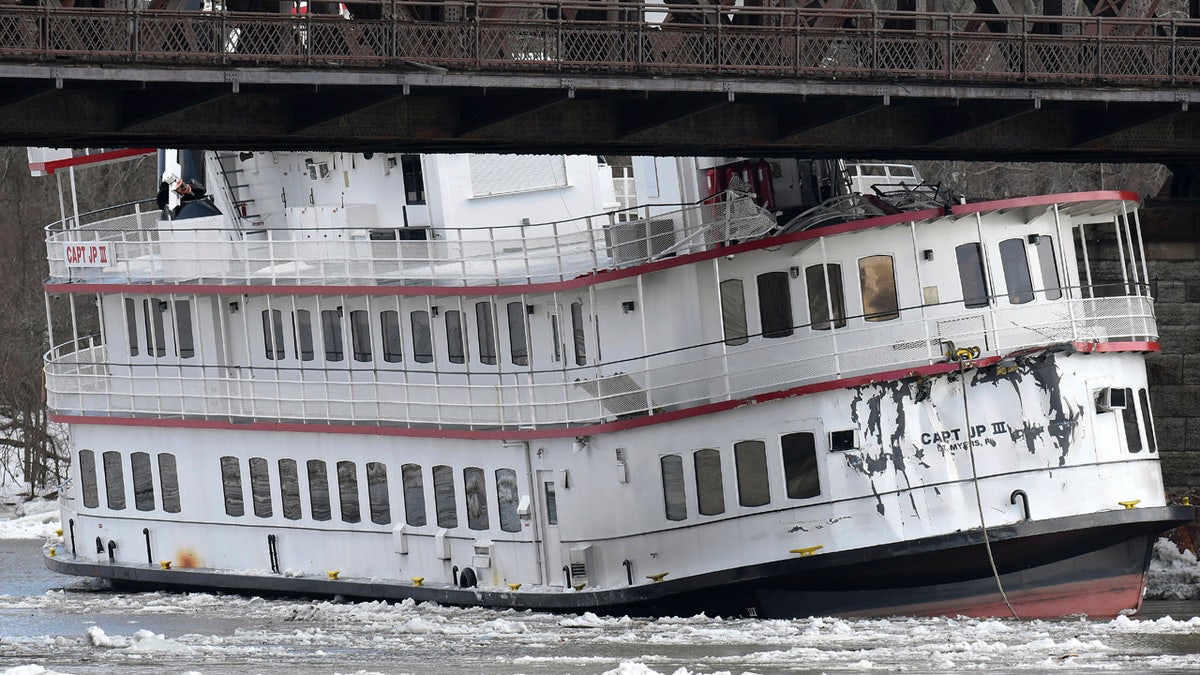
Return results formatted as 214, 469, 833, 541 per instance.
77, 449, 181, 513
218, 456, 524, 533
957, 237, 1061, 309
1106, 386, 1158, 454
660, 432, 821, 521
124, 299, 194, 358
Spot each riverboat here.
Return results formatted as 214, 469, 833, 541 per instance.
38, 147, 1193, 618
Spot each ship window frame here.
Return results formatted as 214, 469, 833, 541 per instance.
507, 301, 530, 366
401, 154, 426, 205
249, 456, 273, 518
660, 454, 687, 522
955, 242, 990, 309
380, 309, 404, 363
262, 308, 286, 360
445, 309, 466, 364
402, 463, 427, 527
124, 298, 139, 356
999, 238, 1035, 305
79, 449, 99, 509
220, 455, 244, 517
804, 264, 846, 331
694, 448, 726, 516
1120, 387, 1143, 453
550, 313, 561, 363
830, 429, 856, 452
350, 309, 373, 362
293, 309, 315, 362
464, 466, 490, 531
496, 468, 521, 533
1035, 235, 1063, 300
758, 271, 795, 337
570, 301, 587, 365
782, 432, 821, 499
544, 480, 559, 526
143, 298, 166, 357
858, 255, 900, 322
320, 309, 344, 362
1140, 388, 1158, 453
337, 460, 361, 523
733, 440, 770, 507
130, 451, 155, 512
720, 279, 749, 346
102, 450, 126, 511
306, 459, 332, 522
174, 300, 195, 358
158, 453, 180, 513
476, 302, 497, 366
433, 464, 458, 529
279, 458, 302, 520
366, 461, 391, 525
410, 310, 433, 364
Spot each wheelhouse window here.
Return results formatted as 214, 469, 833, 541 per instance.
571, 301, 587, 365
130, 452, 155, 512
1140, 388, 1158, 453
103, 451, 126, 510
999, 238, 1034, 304
464, 467, 489, 531
321, 309, 344, 362
782, 432, 821, 499
720, 279, 748, 346
279, 458, 302, 520
734, 440, 770, 507
507, 302, 530, 366
496, 468, 521, 533
350, 310, 372, 362
79, 449, 99, 509
402, 463, 427, 526
220, 455, 243, 517
249, 457, 273, 518
433, 465, 458, 528
124, 298, 139, 356
858, 255, 899, 322
694, 448, 725, 516
293, 309, 315, 361
174, 300, 194, 358
307, 459, 332, 522
1035, 236, 1063, 300
381, 310, 403, 363
445, 310, 466, 364
337, 460, 361, 523
955, 243, 989, 308
263, 309, 285, 360
411, 310, 433, 364
476, 302, 497, 366
158, 453, 180, 513
366, 462, 391, 525
805, 264, 846, 330
758, 271, 795, 337
660, 454, 687, 521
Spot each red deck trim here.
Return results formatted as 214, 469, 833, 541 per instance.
949, 190, 1141, 216
30, 148, 156, 176
49, 341, 1157, 440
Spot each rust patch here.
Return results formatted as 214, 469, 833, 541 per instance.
176, 550, 201, 569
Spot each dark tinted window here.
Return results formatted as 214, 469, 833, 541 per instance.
805, 264, 846, 330
782, 432, 820, 499
103, 451, 126, 510
660, 454, 686, 521
321, 309, 344, 361
476, 302, 497, 365
337, 460, 361, 523
367, 461, 391, 525
411, 310, 433, 364
350, 310, 372, 362
757, 272, 794, 337
131, 451, 155, 512
381, 310, 403, 363
158, 453, 180, 513
464, 467, 489, 531
307, 459, 331, 521
249, 457, 273, 518
694, 448, 725, 516
999, 238, 1034, 304
734, 440, 769, 507
507, 302, 529, 366
720, 279, 748, 345
955, 243, 989, 308
220, 455, 243, 517
402, 463, 427, 526
445, 310, 465, 364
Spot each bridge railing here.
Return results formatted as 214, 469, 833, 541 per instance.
3, 5, 1200, 84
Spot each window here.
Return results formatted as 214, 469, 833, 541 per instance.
758, 271, 794, 337
476, 302, 497, 365
445, 310, 465, 364
410, 310, 433, 364
955, 243, 989, 308
366, 462, 391, 525
321, 309, 344, 361
507, 302, 529, 366
380, 310, 403, 363
550, 314, 561, 362
279, 458, 302, 520
249, 457, 273, 518
720, 279, 749, 346
1035, 236, 1062, 300
337, 460, 361, 523
79, 449, 99, 509
401, 155, 425, 205
307, 459, 331, 522
103, 451, 126, 511
694, 449, 725, 516
124, 298, 139, 356
805, 264, 846, 331
263, 309, 285, 360
433, 465, 458, 528
496, 468, 520, 533
174, 300, 194, 358
220, 455, 243, 517
999, 238, 1034, 304
734, 440, 770, 507
293, 309, 315, 361
1119, 387, 1142, 453
464, 467, 489, 531
660, 454, 687, 521
782, 432, 820, 499
350, 310, 372, 362
1140, 388, 1158, 453
859, 255, 899, 322
144, 299, 166, 357
830, 429, 856, 451
402, 463, 427, 526
158, 453, 180, 513
131, 451, 155, 512
570, 301, 587, 365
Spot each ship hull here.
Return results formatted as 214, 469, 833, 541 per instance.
45, 505, 1191, 619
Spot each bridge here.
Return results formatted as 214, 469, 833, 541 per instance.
2, 2, 1200, 160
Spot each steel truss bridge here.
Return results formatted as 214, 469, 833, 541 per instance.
2, 1, 1200, 160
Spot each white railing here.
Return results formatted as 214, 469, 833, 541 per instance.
44, 296, 1157, 431
45, 192, 776, 287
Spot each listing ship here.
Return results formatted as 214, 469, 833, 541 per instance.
37, 147, 1193, 618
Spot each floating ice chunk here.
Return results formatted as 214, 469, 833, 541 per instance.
2, 666, 77, 675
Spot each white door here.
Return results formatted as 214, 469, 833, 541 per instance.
535, 469, 565, 588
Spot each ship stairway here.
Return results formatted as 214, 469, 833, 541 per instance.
210, 151, 261, 229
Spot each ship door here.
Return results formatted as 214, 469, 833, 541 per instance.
535, 469, 565, 587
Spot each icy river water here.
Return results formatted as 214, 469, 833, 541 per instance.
4, 539, 1200, 675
